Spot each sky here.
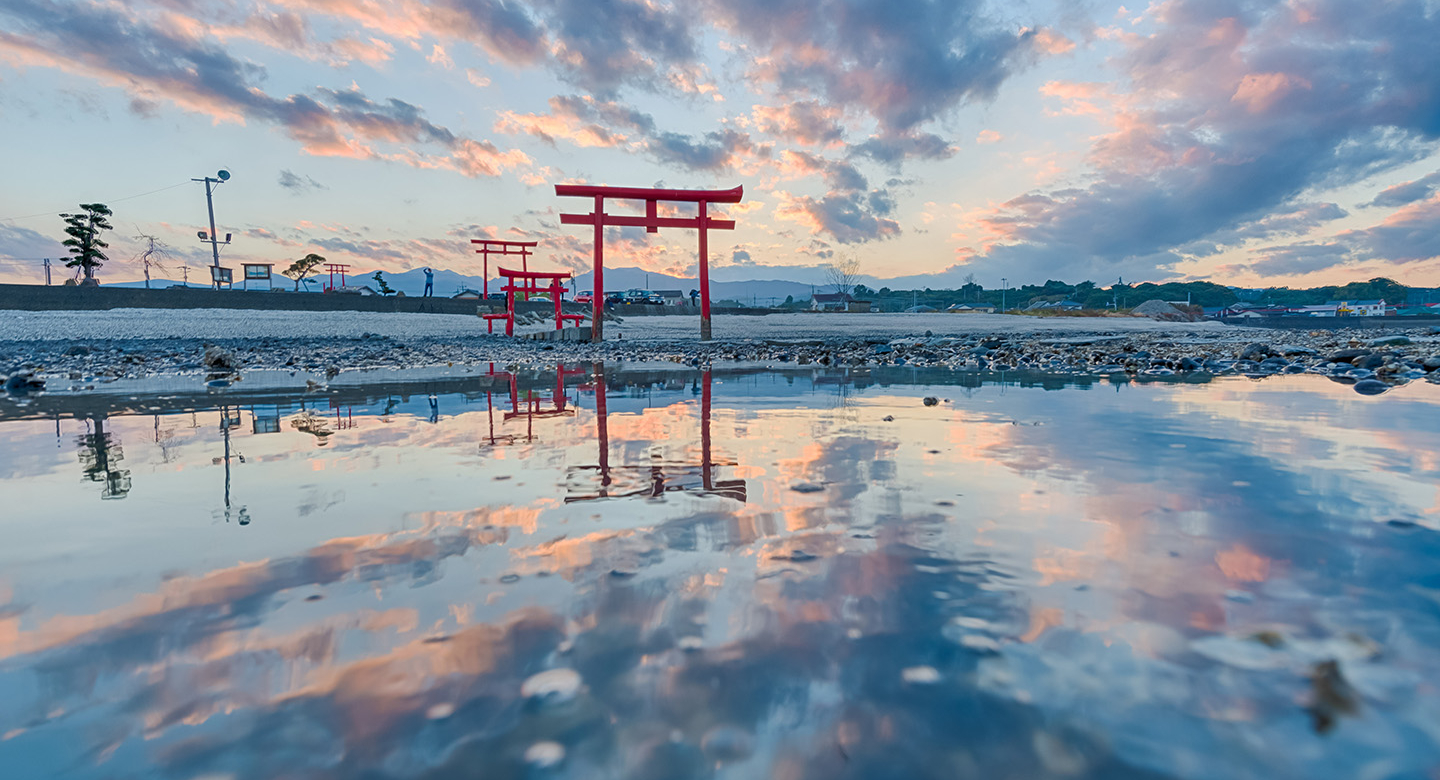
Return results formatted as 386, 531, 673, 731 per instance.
0, 0, 1438, 290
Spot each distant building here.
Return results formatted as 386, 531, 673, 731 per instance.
904, 304, 938, 313
452, 289, 482, 299
811, 292, 853, 311
947, 303, 995, 313
654, 289, 686, 306
1294, 304, 1338, 317
1024, 299, 1083, 312
332, 285, 376, 296
1328, 299, 1387, 317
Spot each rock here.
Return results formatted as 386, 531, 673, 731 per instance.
1279, 345, 1318, 356
922, 396, 940, 406
203, 346, 239, 371
1423, 356, 1440, 371
1358, 354, 1388, 370
1178, 357, 1202, 372
63, 345, 91, 356
1368, 335, 1411, 347
1325, 348, 1371, 364
524, 741, 566, 768
1238, 342, 1271, 361
790, 482, 825, 493
881, 415, 895, 422
3, 372, 44, 393
1353, 379, 1390, 395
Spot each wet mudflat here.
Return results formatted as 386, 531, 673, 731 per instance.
1, 366, 1438, 780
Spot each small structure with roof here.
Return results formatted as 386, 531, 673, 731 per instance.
947, 303, 995, 313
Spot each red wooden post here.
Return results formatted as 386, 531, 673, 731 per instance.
471, 240, 538, 299
699, 200, 711, 340
701, 368, 712, 490
505, 277, 515, 336
593, 195, 604, 341
552, 279, 562, 329
593, 362, 609, 487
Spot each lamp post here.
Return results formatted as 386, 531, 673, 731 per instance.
192, 169, 232, 288
1001, 277, 1007, 313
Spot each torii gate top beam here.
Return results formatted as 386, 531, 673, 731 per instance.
554, 184, 743, 204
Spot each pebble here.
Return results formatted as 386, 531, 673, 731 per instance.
520, 668, 583, 702
902, 665, 942, 683
790, 482, 825, 493
524, 741, 566, 768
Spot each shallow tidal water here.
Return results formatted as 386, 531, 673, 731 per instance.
2, 365, 1439, 780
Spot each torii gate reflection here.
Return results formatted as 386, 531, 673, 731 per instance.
481, 364, 585, 445
566, 365, 746, 503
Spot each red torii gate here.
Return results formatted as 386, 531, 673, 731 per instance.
556, 184, 743, 341
469, 239, 537, 298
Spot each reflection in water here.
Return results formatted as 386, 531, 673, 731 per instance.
1, 366, 1439, 780
75, 416, 130, 499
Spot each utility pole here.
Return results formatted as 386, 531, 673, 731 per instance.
1001, 277, 1007, 313
43, 258, 51, 286
181, 266, 190, 287
192, 170, 233, 288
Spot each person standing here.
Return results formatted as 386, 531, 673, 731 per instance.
423, 267, 434, 297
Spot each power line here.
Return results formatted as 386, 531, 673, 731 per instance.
0, 181, 192, 222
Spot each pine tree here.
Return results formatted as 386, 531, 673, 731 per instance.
60, 203, 114, 283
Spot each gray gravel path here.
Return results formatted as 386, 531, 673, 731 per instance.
0, 308, 1239, 342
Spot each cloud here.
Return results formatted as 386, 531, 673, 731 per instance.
1366, 170, 1440, 208
0, 0, 531, 178
958, 0, 1440, 281
752, 100, 845, 146
1344, 194, 1440, 264
0, 223, 65, 277
703, 0, 1040, 133
277, 169, 327, 193
851, 131, 957, 168
496, 94, 766, 172
776, 189, 901, 244
1242, 242, 1352, 277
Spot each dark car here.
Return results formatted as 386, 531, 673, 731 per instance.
604, 293, 624, 306
486, 292, 507, 301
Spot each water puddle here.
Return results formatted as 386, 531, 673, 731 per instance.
1, 365, 1438, 779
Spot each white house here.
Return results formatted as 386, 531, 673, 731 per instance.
811, 292, 852, 311
1330, 299, 1386, 317
1294, 304, 1338, 317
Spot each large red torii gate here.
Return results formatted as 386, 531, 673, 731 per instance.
469, 239, 537, 298
556, 184, 743, 341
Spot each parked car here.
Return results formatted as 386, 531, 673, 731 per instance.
486, 292, 506, 301
604, 293, 624, 305
575, 291, 594, 304
623, 289, 661, 305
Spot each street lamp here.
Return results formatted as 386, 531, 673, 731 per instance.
192, 169, 233, 288
1001, 277, 1007, 313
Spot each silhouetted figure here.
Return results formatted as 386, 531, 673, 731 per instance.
423, 267, 434, 297
429, 394, 439, 424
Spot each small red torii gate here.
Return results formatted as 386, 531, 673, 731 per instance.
469, 239, 537, 298
556, 184, 743, 341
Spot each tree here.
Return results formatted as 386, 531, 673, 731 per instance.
372, 271, 395, 296
824, 256, 862, 298
282, 253, 326, 290
133, 233, 171, 289
60, 203, 113, 283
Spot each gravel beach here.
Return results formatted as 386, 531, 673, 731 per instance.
3, 309, 1439, 395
